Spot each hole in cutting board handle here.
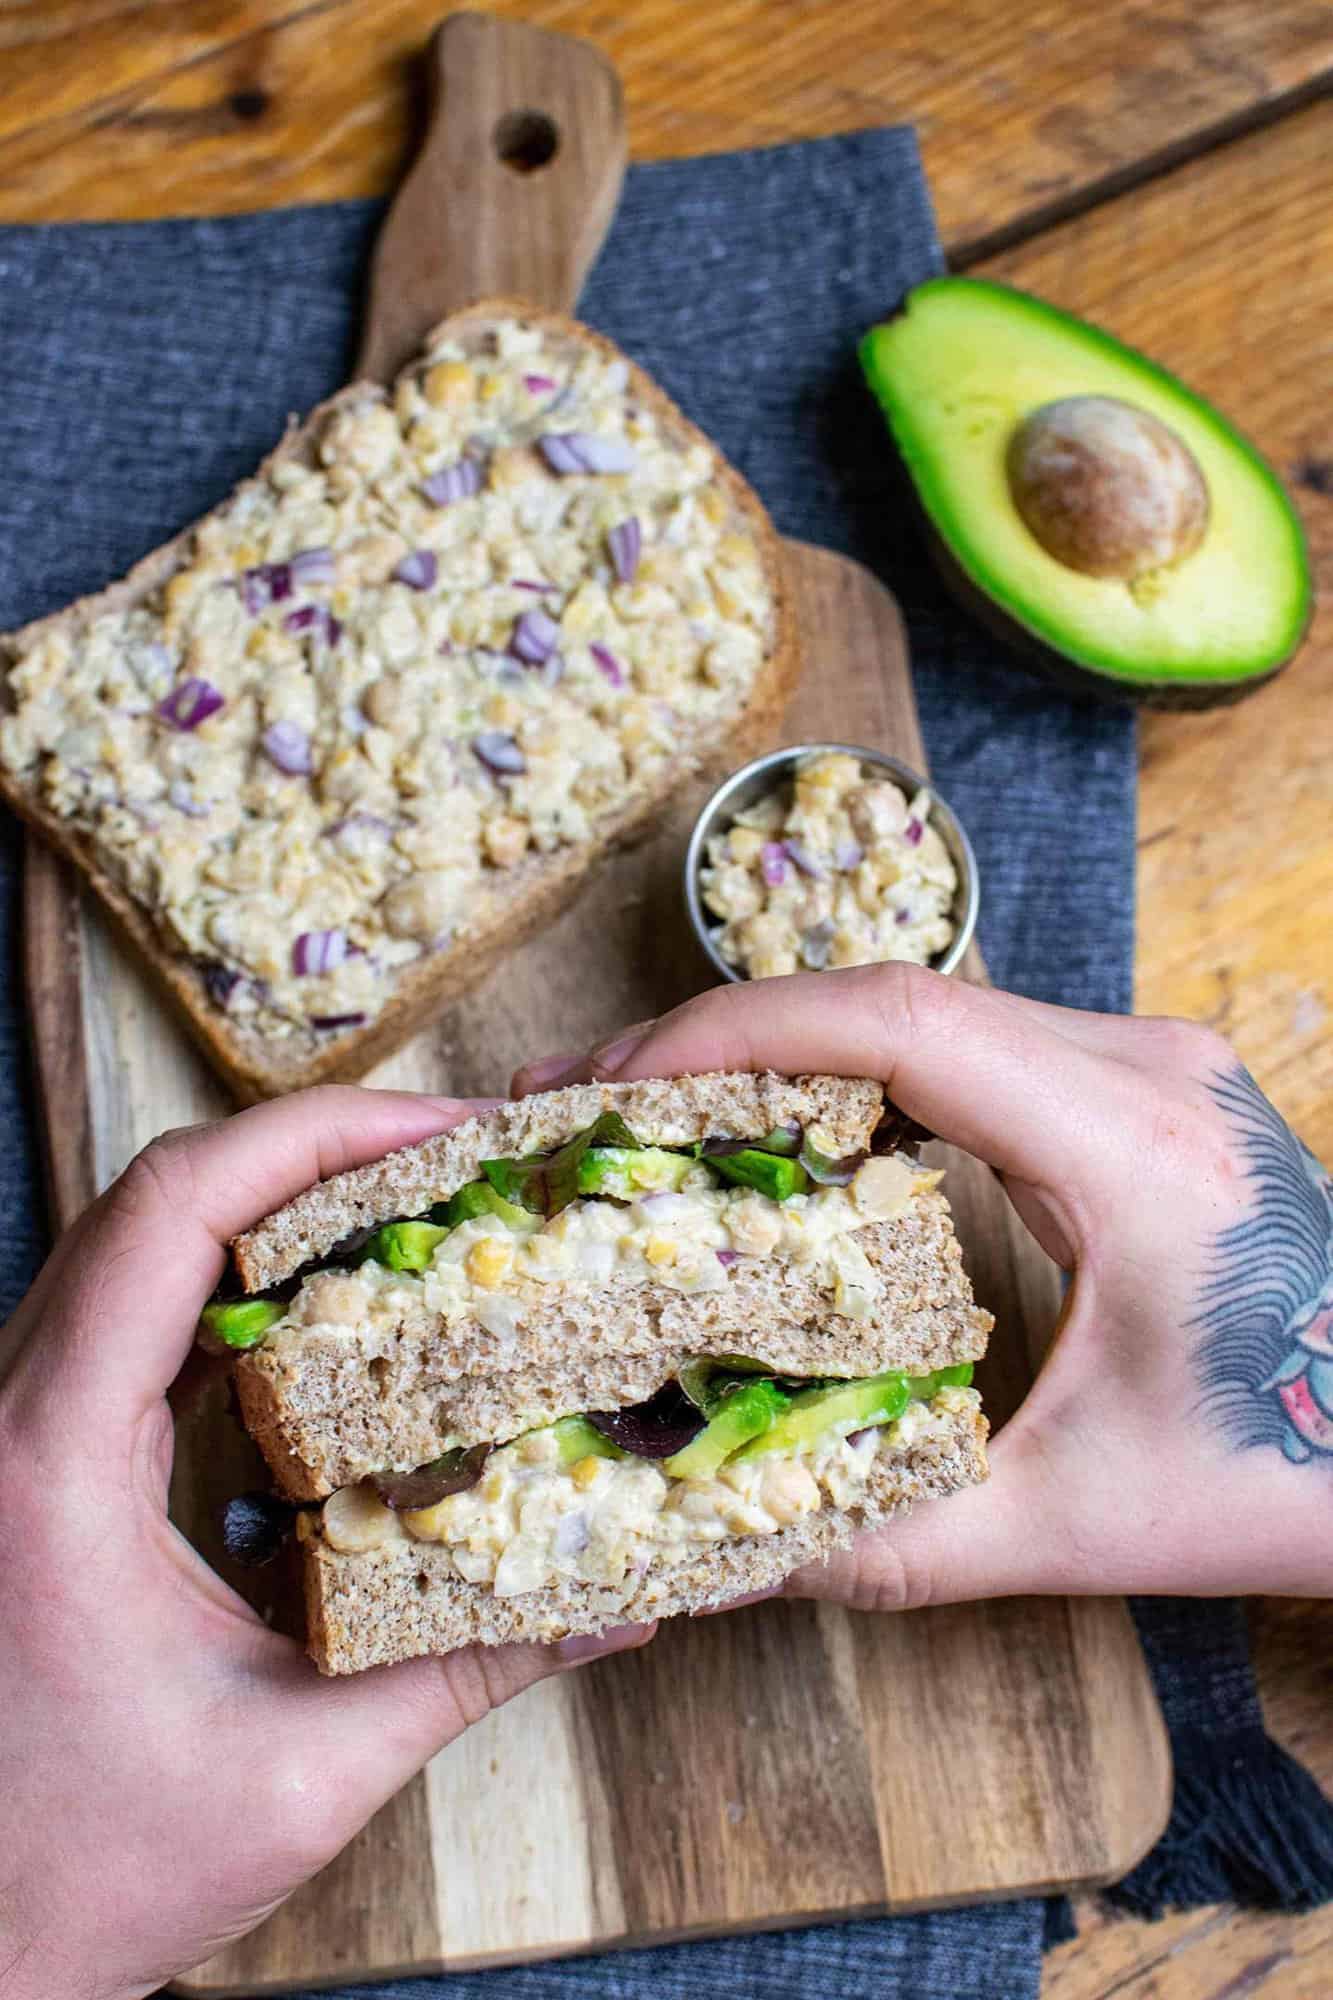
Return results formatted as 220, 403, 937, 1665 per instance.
493, 108, 560, 173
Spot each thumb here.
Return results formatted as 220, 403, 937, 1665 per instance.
785, 1417, 1067, 1613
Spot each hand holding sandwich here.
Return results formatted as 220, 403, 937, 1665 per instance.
0, 1088, 645, 2000
519, 964, 1333, 1608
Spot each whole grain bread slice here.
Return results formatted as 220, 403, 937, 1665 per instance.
239, 1198, 991, 1499
232, 1071, 887, 1289
0, 299, 796, 1103
303, 1399, 988, 1672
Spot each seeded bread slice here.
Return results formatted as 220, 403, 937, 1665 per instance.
302, 1399, 989, 1672
239, 1199, 991, 1500
0, 299, 796, 1104
232, 1072, 887, 1289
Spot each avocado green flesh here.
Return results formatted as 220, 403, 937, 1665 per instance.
200, 1298, 285, 1349
704, 1150, 809, 1201
548, 1415, 626, 1464
861, 277, 1311, 688
732, 1363, 973, 1462
577, 1146, 695, 1198
662, 1379, 792, 1479
359, 1219, 449, 1273
436, 1181, 531, 1230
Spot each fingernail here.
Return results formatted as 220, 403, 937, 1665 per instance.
590, 1027, 651, 1077
555, 1621, 654, 1663
516, 1051, 584, 1091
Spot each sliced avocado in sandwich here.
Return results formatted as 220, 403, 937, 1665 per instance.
436, 1181, 531, 1230
577, 1145, 695, 1199
358, 1218, 449, 1273
861, 276, 1311, 708
733, 1363, 975, 1461
702, 1149, 809, 1202
200, 1298, 285, 1350
548, 1414, 627, 1464
662, 1378, 791, 1480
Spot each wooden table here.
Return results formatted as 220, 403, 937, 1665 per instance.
2, 4, 1330, 1993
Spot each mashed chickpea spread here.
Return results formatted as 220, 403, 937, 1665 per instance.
317, 1386, 978, 1596
275, 1152, 933, 1348
701, 751, 957, 978
0, 321, 773, 1042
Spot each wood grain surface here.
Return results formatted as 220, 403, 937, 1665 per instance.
44, 540, 1166, 1994
1, 1, 1330, 254
5, 5, 1331, 1995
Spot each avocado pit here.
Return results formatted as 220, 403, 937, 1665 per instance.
1007, 394, 1209, 581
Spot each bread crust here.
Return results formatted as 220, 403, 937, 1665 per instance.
303, 1402, 989, 1672
0, 298, 797, 1103
231, 1071, 887, 1289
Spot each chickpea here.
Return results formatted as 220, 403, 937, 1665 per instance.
381, 869, 459, 942
361, 674, 409, 731
483, 815, 529, 868
299, 1272, 370, 1326
759, 1459, 820, 1526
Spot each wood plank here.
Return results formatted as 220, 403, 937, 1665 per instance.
978, 97, 1333, 1166
0, 0, 1329, 253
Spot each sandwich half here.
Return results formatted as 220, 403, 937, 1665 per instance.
208, 1072, 992, 1673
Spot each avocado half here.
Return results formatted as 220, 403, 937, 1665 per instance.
860, 277, 1312, 708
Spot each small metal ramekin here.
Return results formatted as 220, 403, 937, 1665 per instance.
684, 742, 980, 983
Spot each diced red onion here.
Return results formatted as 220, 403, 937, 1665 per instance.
760, 842, 788, 887
239, 559, 294, 612
637, 1190, 687, 1214
310, 1012, 367, 1031
608, 516, 641, 583
834, 837, 864, 871
325, 613, 344, 647
784, 838, 827, 880
393, 549, 438, 591
589, 642, 625, 688
472, 731, 526, 776
262, 720, 313, 776
539, 431, 638, 476
716, 1248, 741, 1267
801, 920, 836, 969
553, 1511, 590, 1557
292, 928, 347, 977
510, 607, 559, 665
290, 546, 336, 586
422, 458, 483, 507
895, 907, 912, 926
524, 373, 557, 395
848, 1426, 880, 1455
325, 811, 394, 841
511, 578, 557, 593
283, 605, 319, 633
167, 779, 209, 818
157, 677, 224, 731
904, 817, 924, 847
202, 961, 241, 1008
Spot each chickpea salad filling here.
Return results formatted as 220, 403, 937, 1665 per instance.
301, 1368, 980, 1599
701, 751, 958, 978
0, 319, 774, 1043
201, 1113, 940, 1355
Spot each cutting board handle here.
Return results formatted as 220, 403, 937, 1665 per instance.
357, 10, 627, 381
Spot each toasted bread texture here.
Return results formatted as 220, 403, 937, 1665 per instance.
0, 301, 796, 1103
239, 1199, 990, 1500
232, 1072, 886, 1289
303, 1399, 989, 1672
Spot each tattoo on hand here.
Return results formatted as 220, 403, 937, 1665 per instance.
1193, 1066, 1333, 1462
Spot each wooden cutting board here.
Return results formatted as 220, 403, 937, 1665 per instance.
20, 15, 1171, 1992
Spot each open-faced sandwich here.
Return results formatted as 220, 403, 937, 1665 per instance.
0, 304, 793, 1100
205, 1071, 992, 1673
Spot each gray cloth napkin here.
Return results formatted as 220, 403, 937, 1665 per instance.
1, 128, 1326, 2000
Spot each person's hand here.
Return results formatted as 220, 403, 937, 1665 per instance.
515, 966, 1333, 1610
0, 1088, 648, 2000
